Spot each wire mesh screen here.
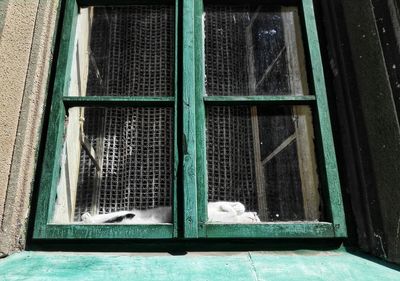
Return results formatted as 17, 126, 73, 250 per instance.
73, 5, 175, 221
70, 4, 318, 222
74, 107, 173, 220
205, 6, 319, 221
204, 5, 297, 97
206, 107, 258, 211
87, 6, 175, 97
206, 106, 316, 221
74, 108, 103, 219
205, 6, 251, 96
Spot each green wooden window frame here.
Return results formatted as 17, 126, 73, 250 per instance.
33, 0, 347, 240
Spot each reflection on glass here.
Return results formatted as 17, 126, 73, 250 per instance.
52, 107, 173, 223
206, 106, 320, 222
204, 5, 308, 96
67, 6, 174, 97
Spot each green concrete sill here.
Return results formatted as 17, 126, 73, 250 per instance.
0, 250, 399, 280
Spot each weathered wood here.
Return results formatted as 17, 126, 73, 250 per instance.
33, 0, 79, 238
52, 8, 92, 223
194, 0, 208, 237
339, 0, 400, 260
182, 0, 198, 238
37, 224, 174, 239
282, 7, 309, 96
63, 96, 175, 108
52, 108, 82, 224
78, 0, 175, 7
33, 0, 348, 241
2, 251, 400, 280
245, 17, 268, 221
34, 1, 178, 239
204, 95, 316, 105
282, 6, 319, 220
250, 107, 268, 221
173, 0, 179, 238
292, 107, 320, 220
302, 0, 346, 236
205, 222, 335, 238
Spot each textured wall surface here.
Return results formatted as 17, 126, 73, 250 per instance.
340, 0, 400, 264
0, 0, 59, 256
0, 0, 10, 36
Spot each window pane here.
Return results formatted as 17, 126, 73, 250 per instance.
67, 6, 175, 97
52, 107, 174, 224
204, 5, 308, 96
206, 106, 320, 222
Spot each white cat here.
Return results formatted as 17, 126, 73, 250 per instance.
207, 201, 260, 223
81, 201, 260, 224
81, 206, 171, 224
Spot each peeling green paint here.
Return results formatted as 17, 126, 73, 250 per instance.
0, 251, 399, 281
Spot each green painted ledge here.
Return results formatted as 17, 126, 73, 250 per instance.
0, 250, 399, 280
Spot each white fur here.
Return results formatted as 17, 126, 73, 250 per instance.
207, 202, 260, 223
81, 201, 260, 224
81, 207, 171, 224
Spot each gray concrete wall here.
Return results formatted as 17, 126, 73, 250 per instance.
0, 0, 60, 257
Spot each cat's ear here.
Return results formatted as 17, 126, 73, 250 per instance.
81, 212, 93, 223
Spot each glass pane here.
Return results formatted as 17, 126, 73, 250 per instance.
67, 6, 175, 97
52, 107, 174, 224
204, 5, 309, 96
206, 106, 320, 223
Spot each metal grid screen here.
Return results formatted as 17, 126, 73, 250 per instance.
204, 5, 309, 220
205, 6, 258, 212
206, 107, 258, 211
86, 6, 174, 97
74, 6, 174, 220
75, 108, 174, 220
73, 5, 310, 221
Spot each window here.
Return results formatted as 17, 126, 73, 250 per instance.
33, 0, 346, 240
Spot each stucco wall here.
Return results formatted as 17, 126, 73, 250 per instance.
0, 0, 60, 257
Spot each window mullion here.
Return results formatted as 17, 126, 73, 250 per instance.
194, 0, 207, 237
182, 0, 198, 238
173, 0, 179, 239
